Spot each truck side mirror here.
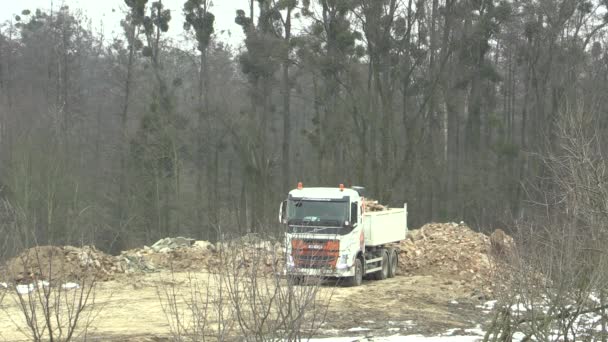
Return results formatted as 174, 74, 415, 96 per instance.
279, 200, 287, 224
350, 202, 358, 224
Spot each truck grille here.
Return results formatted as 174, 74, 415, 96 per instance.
291, 239, 339, 269
294, 255, 338, 269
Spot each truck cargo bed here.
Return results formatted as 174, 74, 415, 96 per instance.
362, 205, 407, 246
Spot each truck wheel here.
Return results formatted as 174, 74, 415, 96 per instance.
387, 248, 398, 278
347, 258, 363, 287
373, 249, 389, 280
288, 275, 302, 286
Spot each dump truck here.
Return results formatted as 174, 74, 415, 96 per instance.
279, 183, 408, 286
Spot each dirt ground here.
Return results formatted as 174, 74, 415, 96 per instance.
0, 270, 490, 341
0, 223, 502, 340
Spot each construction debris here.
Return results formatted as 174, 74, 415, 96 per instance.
120, 242, 213, 273
397, 222, 504, 288
119, 235, 284, 274
363, 199, 388, 212
0, 224, 510, 292
150, 237, 195, 253
120, 254, 157, 274
489, 228, 515, 257
3, 245, 119, 283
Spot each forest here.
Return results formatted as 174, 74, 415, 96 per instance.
0, 0, 607, 254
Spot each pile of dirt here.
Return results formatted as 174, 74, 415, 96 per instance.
397, 222, 506, 287
1, 236, 286, 283
2, 224, 508, 288
119, 235, 285, 274
2, 245, 119, 282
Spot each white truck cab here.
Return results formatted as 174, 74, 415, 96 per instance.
279, 183, 407, 286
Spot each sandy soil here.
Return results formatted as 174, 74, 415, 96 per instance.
0, 271, 489, 341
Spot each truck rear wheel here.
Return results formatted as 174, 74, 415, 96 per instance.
387, 248, 398, 278
347, 258, 363, 287
373, 249, 389, 280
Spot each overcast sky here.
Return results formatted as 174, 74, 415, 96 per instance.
2, 0, 247, 49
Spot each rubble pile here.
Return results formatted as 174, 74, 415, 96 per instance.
3, 245, 119, 282
1, 236, 286, 283
119, 238, 215, 273
1, 222, 511, 289
397, 222, 505, 285
119, 235, 285, 274
221, 234, 285, 274
363, 198, 388, 212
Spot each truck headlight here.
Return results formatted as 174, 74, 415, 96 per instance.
336, 254, 349, 269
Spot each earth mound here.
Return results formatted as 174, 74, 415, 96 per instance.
397, 222, 508, 288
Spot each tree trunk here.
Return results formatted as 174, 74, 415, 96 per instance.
281, 7, 292, 193
118, 25, 137, 237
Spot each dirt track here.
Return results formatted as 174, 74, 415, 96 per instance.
0, 270, 489, 341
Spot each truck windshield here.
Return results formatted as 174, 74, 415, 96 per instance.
287, 200, 348, 230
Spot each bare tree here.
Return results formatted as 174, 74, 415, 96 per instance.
485, 106, 608, 341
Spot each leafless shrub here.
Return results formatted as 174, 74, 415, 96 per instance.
0, 199, 27, 263
158, 233, 334, 341
222, 236, 333, 341
3, 246, 101, 342
0, 279, 5, 311
158, 266, 234, 342
485, 108, 608, 341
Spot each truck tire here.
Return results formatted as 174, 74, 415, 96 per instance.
347, 258, 363, 287
373, 249, 389, 280
288, 275, 302, 286
387, 248, 398, 278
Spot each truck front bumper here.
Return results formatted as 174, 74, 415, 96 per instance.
284, 264, 355, 278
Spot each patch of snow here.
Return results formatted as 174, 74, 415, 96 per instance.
317, 328, 341, 335
388, 320, 416, 328
449, 300, 459, 305
37, 280, 50, 288
464, 325, 484, 336
62, 282, 80, 290
510, 303, 529, 312
309, 336, 483, 342
373, 335, 483, 341
310, 325, 486, 342
512, 332, 525, 341
589, 293, 601, 304
444, 328, 459, 335
347, 327, 370, 332
477, 300, 496, 310
0, 282, 7, 289
308, 337, 360, 342
364, 320, 375, 324
16, 284, 35, 294
444, 327, 484, 337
